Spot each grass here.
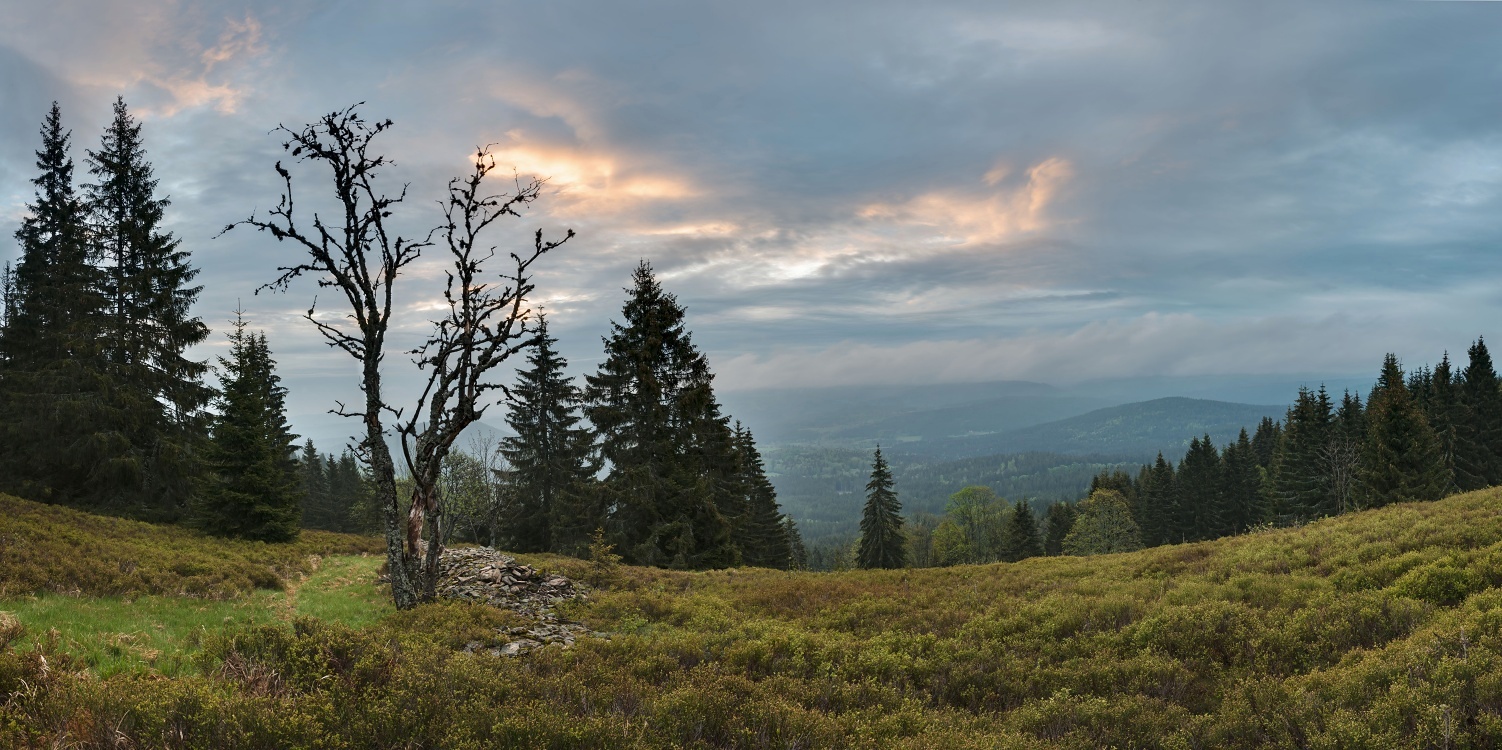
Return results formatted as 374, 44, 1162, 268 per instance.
2, 553, 395, 679
7, 489, 1502, 747
0, 493, 383, 599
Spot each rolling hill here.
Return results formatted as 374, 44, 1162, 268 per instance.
6, 489, 1502, 747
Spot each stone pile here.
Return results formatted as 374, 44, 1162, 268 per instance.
435, 546, 608, 657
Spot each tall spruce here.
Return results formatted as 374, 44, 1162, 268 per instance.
1134, 453, 1176, 546
85, 97, 210, 518
499, 316, 598, 554
196, 315, 301, 540
1324, 390, 1366, 514
1423, 353, 1461, 490
783, 516, 809, 570
1359, 354, 1450, 507
857, 446, 906, 569
1042, 501, 1077, 555
1268, 386, 1335, 521
1251, 417, 1281, 469
1176, 434, 1222, 541
583, 262, 737, 568
1455, 338, 1502, 491
999, 499, 1043, 562
0, 102, 112, 505
732, 423, 792, 569
1220, 429, 1262, 535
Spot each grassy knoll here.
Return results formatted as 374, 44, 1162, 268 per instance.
6, 490, 1502, 747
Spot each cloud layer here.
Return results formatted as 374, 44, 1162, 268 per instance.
3, 1, 1500, 445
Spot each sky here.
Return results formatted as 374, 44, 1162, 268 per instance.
2, 1, 1501, 448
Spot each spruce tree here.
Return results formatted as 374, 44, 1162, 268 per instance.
298, 440, 349, 532
1425, 353, 1461, 490
1268, 386, 1335, 521
1134, 453, 1176, 547
1359, 354, 1450, 507
583, 262, 736, 568
857, 446, 906, 569
783, 516, 809, 570
0, 102, 113, 505
999, 499, 1043, 562
196, 315, 302, 540
732, 424, 792, 569
1176, 435, 1222, 541
1220, 429, 1262, 535
500, 316, 598, 554
1042, 501, 1077, 555
1455, 338, 1502, 491
1251, 417, 1281, 469
85, 97, 211, 518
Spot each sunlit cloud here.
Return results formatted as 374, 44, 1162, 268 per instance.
859, 157, 1075, 245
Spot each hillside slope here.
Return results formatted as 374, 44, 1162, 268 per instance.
7, 489, 1502, 747
0, 493, 382, 598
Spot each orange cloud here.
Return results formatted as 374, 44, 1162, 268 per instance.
860, 157, 1074, 244
480, 140, 698, 217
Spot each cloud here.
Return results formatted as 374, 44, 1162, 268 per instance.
4, 0, 1502, 447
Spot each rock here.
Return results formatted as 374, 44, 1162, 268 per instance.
434, 546, 603, 658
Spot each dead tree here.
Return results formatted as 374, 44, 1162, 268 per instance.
228, 104, 571, 609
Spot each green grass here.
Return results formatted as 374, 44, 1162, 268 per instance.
0, 493, 383, 598
8, 489, 1502, 747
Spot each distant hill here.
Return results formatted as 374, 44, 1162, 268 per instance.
766, 445, 1140, 540
908, 397, 1288, 461
718, 379, 1114, 447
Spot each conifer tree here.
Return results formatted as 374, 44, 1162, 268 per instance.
1454, 338, 1502, 491
1251, 417, 1281, 469
1359, 354, 1450, 507
0, 102, 113, 505
500, 316, 598, 554
1042, 501, 1077, 555
732, 424, 792, 568
857, 446, 906, 569
1424, 353, 1460, 489
1324, 391, 1366, 514
1220, 429, 1262, 535
298, 440, 338, 531
999, 499, 1043, 562
584, 262, 737, 568
783, 516, 809, 570
1268, 386, 1335, 521
1176, 435, 1222, 541
1134, 453, 1176, 546
196, 314, 301, 540
85, 97, 210, 518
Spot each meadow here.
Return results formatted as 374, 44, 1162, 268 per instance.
5, 489, 1502, 747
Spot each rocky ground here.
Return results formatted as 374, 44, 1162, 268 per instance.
435, 546, 610, 657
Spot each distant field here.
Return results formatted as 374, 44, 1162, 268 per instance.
6, 490, 1502, 747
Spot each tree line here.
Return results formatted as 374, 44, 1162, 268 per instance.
0, 99, 305, 540
834, 339, 1502, 570
0, 100, 804, 573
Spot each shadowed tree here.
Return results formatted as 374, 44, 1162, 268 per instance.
1042, 501, 1077, 556
1455, 338, 1502, 491
583, 262, 737, 569
999, 499, 1043, 562
857, 446, 905, 569
196, 312, 302, 541
87, 97, 211, 519
1360, 354, 1450, 507
231, 104, 572, 609
0, 102, 113, 506
499, 315, 597, 554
